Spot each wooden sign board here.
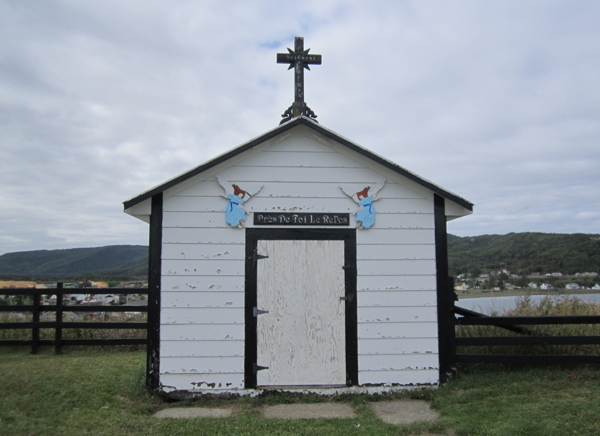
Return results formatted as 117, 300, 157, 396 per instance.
254, 213, 350, 226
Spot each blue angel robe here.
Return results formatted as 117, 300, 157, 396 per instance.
226, 194, 246, 226
357, 196, 376, 228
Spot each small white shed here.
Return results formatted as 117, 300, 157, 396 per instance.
124, 116, 473, 397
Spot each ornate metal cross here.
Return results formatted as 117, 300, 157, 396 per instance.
277, 36, 322, 124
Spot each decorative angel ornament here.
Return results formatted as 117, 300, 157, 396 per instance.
217, 176, 263, 228
340, 180, 386, 229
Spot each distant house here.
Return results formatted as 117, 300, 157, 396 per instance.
479, 274, 490, 279
528, 282, 539, 289
540, 283, 553, 290
529, 273, 541, 278
69, 294, 86, 302
455, 283, 469, 292
551, 273, 563, 277
565, 283, 580, 290
592, 284, 600, 290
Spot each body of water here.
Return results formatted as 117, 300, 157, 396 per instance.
456, 293, 600, 315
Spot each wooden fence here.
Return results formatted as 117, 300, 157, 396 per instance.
439, 277, 600, 372
0, 283, 148, 353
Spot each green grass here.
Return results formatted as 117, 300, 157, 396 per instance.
1, 348, 600, 436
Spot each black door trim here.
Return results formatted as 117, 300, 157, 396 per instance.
244, 228, 358, 388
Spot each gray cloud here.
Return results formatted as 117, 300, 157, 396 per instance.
1, 0, 599, 254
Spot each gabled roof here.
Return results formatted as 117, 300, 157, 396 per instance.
123, 116, 473, 211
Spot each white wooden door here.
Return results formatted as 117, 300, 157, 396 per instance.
256, 240, 346, 387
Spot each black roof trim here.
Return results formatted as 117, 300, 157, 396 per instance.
123, 117, 473, 211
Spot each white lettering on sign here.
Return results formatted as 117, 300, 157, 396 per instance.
254, 213, 349, 226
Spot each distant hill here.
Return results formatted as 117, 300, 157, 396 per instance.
448, 232, 600, 277
1, 233, 598, 281
0, 245, 148, 281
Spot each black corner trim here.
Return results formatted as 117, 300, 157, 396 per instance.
147, 193, 163, 390
434, 194, 455, 383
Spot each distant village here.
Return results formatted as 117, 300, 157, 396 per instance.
455, 270, 600, 294
0, 280, 148, 307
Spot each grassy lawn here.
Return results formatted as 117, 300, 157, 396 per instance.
1, 348, 599, 436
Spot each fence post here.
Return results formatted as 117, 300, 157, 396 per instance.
448, 276, 457, 372
55, 282, 63, 353
32, 291, 40, 354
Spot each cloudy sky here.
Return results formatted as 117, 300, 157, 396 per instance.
1, 0, 599, 255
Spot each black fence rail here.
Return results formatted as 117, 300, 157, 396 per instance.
0, 283, 148, 353
444, 282, 600, 366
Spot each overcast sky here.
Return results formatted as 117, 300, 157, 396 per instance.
1, 0, 599, 255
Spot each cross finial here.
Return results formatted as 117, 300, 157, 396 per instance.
277, 36, 322, 124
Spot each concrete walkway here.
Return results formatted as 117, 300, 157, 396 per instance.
153, 399, 439, 424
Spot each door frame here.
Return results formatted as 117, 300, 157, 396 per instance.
244, 228, 357, 389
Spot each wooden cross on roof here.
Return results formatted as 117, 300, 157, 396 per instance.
277, 36, 322, 124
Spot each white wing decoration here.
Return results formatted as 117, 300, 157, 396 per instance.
339, 185, 359, 203
243, 184, 264, 198
216, 176, 233, 195
369, 180, 386, 198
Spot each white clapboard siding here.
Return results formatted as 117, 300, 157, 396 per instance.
162, 259, 245, 276
358, 322, 438, 339
177, 179, 426, 200
170, 180, 223, 198
161, 356, 244, 374
218, 166, 403, 184
163, 212, 226, 229
161, 324, 245, 341
161, 340, 244, 358
358, 369, 439, 386
162, 308, 244, 325
356, 229, 434, 245
237, 150, 364, 168
266, 134, 333, 152
357, 244, 435, 260
162, 242, 245, 260
358, 275, 437, 291
159, 373, 245, 391
358, 307, 437, 323
357, 291, 437, 307
358, 338, 439, 355
162, 292, 244, 308
364, 213, 434, 229
161, 275, 244, 292
359, 354, 439, 371
163, 228, 245, 244
164, 196, 433, 214
357, 260, 436, 276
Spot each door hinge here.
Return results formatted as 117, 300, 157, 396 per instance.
252, 250, 269, 263
253, 307, 269, 317
253, 363, 269, 373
